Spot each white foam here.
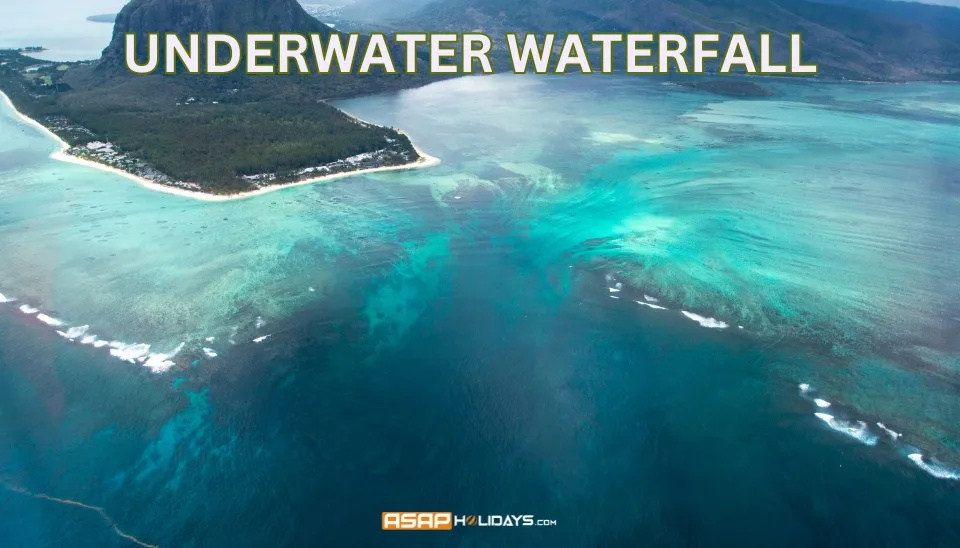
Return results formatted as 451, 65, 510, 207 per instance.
907, 454, 959, 480
109, 342, 152, 363
0, 292, 14, 303
814, 399, 832, 408
36, 314, 64, 327
93, 340, 109, 348
615, 283, 623, 290
19, 305, 39, 315
608, 287, 621, 293
636, 301, 667, 310
253, 335, 271, 343
255, 316, 266, 329
205, 336, 215, 343
799, 383, 811, 393
814, 414, 878, 446
877, 422, 902, 440
80, 334, 98, 345
308, 287, 316, 292
610, 295, 620, 299
202, 348, 218, 358
643, 295, 659, 303
143, 355, 174, 373
141, 342, 185, 374
57, 325, 90, 340
681, 311, 729, 329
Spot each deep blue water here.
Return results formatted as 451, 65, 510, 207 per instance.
2, 231, 959, 547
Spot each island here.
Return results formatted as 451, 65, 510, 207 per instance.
18, 46, 46, 53
672, 80, 775, 98
86, 14, 117, 23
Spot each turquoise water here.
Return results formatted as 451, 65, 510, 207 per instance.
1, 75, 959, 546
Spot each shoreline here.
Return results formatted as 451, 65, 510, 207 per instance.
0, 90, 441, 203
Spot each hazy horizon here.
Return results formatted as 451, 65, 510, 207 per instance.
0, 0, 128, 61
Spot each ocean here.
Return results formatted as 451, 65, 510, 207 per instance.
0, 1, 127, 62
1, 73, 959, 546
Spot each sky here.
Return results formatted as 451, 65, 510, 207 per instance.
904, 0, 960, 6
0, 0, 957, 62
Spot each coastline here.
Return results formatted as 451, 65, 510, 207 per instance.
0, 90, 440, 203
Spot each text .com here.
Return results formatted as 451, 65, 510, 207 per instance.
382, 512, 558, 530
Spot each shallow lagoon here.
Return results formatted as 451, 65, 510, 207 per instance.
1, 75, 959, 546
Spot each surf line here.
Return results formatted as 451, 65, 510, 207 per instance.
1, 480, 159, 548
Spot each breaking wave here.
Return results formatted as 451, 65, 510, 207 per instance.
601, 278, 736, 323
800, 383, 957, 480
1, 297, 186, 374
57, 325, 90, 340
106, 341, 186, 373
681, 311, 729, 329
814, 413, 879, 446
907, 454, 960, 480
877, 422, 902, 440
36, 314, 64, 327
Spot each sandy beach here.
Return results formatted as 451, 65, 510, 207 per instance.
0, 90, 440, 203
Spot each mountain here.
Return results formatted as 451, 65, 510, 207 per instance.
805, 0, 960, 38
412, 0, 960, 80
100, 0, 331, 72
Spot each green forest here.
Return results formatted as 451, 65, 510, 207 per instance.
0, 50, 431, 193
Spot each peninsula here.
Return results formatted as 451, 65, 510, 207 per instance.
0, 84, 437, 202
0, 0, 436, 197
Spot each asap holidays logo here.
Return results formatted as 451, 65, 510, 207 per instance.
381, 512, 557, 530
